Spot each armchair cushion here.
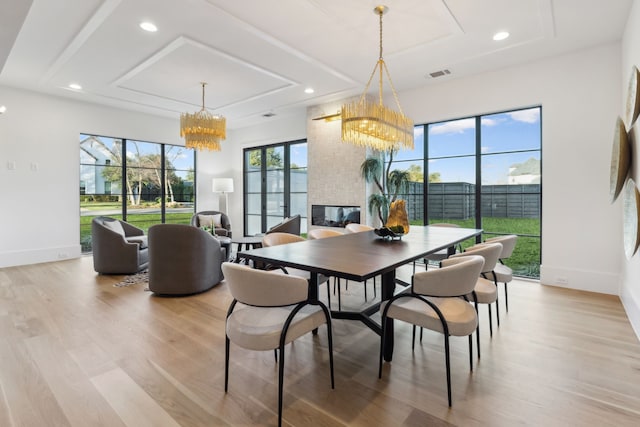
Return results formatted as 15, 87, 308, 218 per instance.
198, 213, 222, 228
125, 235, 148, 249
103, 219, 125, 236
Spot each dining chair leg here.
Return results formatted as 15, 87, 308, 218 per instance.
364, 279, 368, 301
274, 349, 278, 363
326, 324, 335, 389
225, 336, 230, 392
378, 318, 387, 378
474, 301, 481, 359
496, 297, 500, 327
504, 283, 509, 312
444, 334, 452, 407
488, 305, 493, 337
278, 343, 286, 427
326, 280, 332, 309
468, 334, 473, 372
420, 327, 423, 343
332, 278, 343, 311
373, 276, 377, 298
411, 325, 416, 350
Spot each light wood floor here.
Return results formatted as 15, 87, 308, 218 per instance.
1, 257, 639, 426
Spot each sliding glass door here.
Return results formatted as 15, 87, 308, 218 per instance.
243, 140, 307, 236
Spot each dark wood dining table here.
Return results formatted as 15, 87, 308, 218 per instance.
238, 225, 482, 361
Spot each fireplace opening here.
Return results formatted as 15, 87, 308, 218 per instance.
311, 205, 361, 228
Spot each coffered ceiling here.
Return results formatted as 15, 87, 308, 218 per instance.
0, 0, 633, 129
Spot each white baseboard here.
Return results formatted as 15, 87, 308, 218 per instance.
540, 264, 620, 295
620, 284, 640, 341
0, 245, 81, 268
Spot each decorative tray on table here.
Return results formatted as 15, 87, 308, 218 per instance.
374, 226, 405, 240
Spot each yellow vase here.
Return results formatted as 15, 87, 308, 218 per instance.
385, 199, 410, 234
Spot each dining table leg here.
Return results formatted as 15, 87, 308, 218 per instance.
381, 270, 396, 361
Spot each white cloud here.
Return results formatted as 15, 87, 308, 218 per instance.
481, 118, 501, 127
429, 118, 475, 135
507, 108, 540, 123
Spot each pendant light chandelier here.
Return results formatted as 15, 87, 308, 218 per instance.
341, 5, 414, 152
180, 82, 226, 151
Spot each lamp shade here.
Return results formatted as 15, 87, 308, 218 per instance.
212, 178, 234, 193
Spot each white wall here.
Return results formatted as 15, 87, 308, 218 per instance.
621, 0, 640, 337
0, 85, 182, 267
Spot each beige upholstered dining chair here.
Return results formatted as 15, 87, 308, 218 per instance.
449, 242, 503, 358
261, 232, 331, 295
344, 223, 374, 233
222, 262, 334, 427
343, 223, 378, 302
379, 255, 485, 406
308, 228, 347, 309
423, 223, 462, 266
484, 234, 518, 311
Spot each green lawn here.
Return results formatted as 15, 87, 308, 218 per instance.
413, 218, 541, 278
80, 212, 193, 252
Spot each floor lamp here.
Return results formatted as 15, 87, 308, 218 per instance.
212, 178, 233, 214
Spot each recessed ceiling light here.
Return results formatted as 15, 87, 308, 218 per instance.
304, 87, 315, 94
140, 21, 157, 32
69, 83, 82, 90
0, 105, 6, 114
493, 31, 510, 41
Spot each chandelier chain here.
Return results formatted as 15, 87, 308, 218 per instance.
201, 82, 207, 110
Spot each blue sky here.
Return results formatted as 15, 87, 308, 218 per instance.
392, 107, 541, 184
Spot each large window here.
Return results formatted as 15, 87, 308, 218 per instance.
243, 140, 307, 236
79, 134, 195, 252
388, 107, 541, 278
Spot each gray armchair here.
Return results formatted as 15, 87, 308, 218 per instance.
147, 224, 224, 295
190, 210, 232, 238
266, 214, 301, 235
91, 216, 149, 274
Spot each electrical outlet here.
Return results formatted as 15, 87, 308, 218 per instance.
556, 276, 568, 284
58, 252, 68, 259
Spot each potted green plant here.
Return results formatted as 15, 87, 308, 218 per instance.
360, 150, 410, 226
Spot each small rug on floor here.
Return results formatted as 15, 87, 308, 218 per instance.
113, 270, 149, 290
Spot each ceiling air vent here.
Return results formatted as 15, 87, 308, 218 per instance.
263, 112, 276, 118
428, 69, 451, 78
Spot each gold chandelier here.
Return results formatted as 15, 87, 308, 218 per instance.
341, 5, 414, 152
180, 82, 226, 151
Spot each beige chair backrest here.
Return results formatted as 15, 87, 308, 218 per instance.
345, 223, 374, 233
262, 232, 305, 247
413, 255, 484, 297
222, 262, 308, 306
485, 234, 518, 259
308, 229, 344, 239
450, 242, 502, 273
